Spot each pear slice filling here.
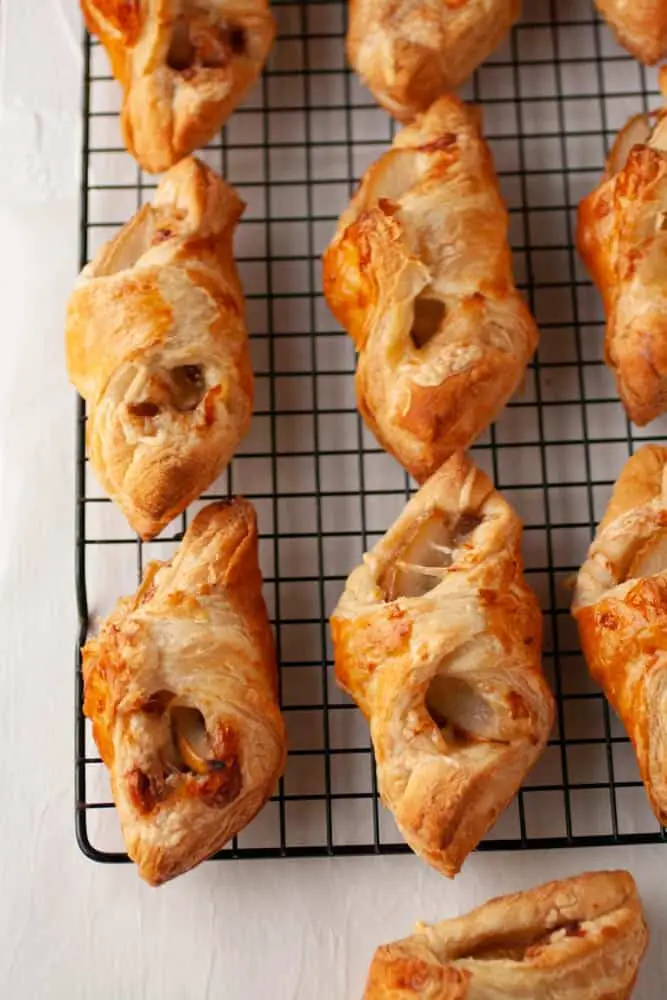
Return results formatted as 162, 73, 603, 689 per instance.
386, 511, 481, 600
426, 676, 498, 745
607, 113, 651, 175
170, 705, 226, 775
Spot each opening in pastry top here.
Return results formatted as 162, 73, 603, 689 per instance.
124, 694, 242, 814
382, 510, 482, 600
125, 364, 209, 421
94, 209, 157, 276
623, 529, 667, 581
91, 204, 188, 278
425, 664, 529, 750
427, 675, 498, 746
410, 293, 446, 349
168, 364, 207, 410
607, 111, 667, 176
440, 918, 587, 964
170, 705, 229, 775
166, 4, 247, 73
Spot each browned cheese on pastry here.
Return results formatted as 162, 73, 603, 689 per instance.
596, 0, 667, 65
573, 444, 667, 825
82, 499, 286, 885
66, 157, 253, 540
330, 452, 553, 877
81, 0, 275, 172
323, 96, 538, 484
347, 0, 520, 122
578, 101, 667, 426
363, 870, 648, 999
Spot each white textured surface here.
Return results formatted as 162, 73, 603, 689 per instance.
1, 2, 667, 997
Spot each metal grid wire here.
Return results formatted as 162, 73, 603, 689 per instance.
76, 0, 667, 863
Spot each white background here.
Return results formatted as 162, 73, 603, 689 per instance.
1, 1, 666, 997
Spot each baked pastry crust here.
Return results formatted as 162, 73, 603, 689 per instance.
573, 444, 667, 824
66, 157, 253, 540
596, 0, 667, 65
348, 0, 520, 122
81, 0, 275, 173
323, 96, 538, 484
363, 870, 647, 999
578, 105, 667, 426
331, 452, 553, 877
82, 499, 286, 885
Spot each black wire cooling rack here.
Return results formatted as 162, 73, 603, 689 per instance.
76, 0, 667, 864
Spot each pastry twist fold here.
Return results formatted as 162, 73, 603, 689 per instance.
578, 102, 667, 426
596, 0, 667, 65
331, 453, 553, 876
66, 157, 252, 539
363, 871, 647, 1000
573, 444, 667, 825
82, 0, 275, 172
323, 96, 538, 484
347, 0, 520, 122
82, 499, 286, 885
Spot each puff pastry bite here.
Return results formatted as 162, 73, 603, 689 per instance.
66, 157, 252, 540
596, 0, 667, 65
363, 870, 648, 999
82, 499, 286, 885
573, 444, 667, 825
81, 0, 275, 173
578, 104, 667, 426
331, 452, 553, 876
347, 0, 520, 122
323, 96, 538, 484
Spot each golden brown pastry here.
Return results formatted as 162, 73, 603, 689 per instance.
573, 444, 667, 825
81, 0, 275, 173
578, 103, 667, 426
363, 870, 648, 999
331, 452, 554, 877
347, 0, 520, 122
596, 0, 667, 65
66, 157, 252, 540
323, 96, 538, 484
82, 499, 286, 885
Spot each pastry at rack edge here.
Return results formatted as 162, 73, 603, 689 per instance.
81, 0, 275, 173
323, 95, 538, 484
347, 0, 520, 122
578, 98, 667, 426
82, 499, 286, 885
330, 452, 554, 877
363, 870, 648, 999
596, 0, 667, 65
66, 156, 252, 540
573, 444, 667, 825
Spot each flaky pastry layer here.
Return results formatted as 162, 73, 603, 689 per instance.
82, 499, 286, 885
348, 0, 520, 122
82, 0, 275, 172
573, 444, 667, 825
331, 452, 553, 877
364, 870, 647, 999
596, 0, 667, 65
323, 96, 538, 483
66, 157, 252, 539
578, 97, 667, 426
